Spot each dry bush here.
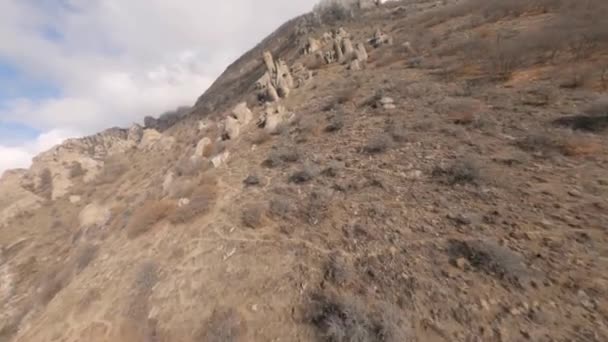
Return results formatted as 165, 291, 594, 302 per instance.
74, 243, 98, 273
263, 147, 301, 168
268, 195, 296, 221
168, 184, 217, 224
560, 137, 602, 157
38, 266, 72, 305
436, 98, 481, 125
126, 200, 175, 238
515, 133, 561, 154
241, 203, 266, 229
133, 260, 159, 293
306, 291, 406, 342
96, 155, 129, 185
166, 177, 197, 199
363, 133, 394, 154
447, 239, 530, 286
68, 161, 86, 179
173, 155, 209, 178
385, 121, 408, 142
198, 307, 247, 342
433, 158, 481, 185
314, 0, 355, 24
300, 190, 332, 225
323, 254, 350, 286
38, 168, 53, 200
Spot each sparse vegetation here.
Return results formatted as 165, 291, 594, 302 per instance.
126, 200, 175, 238
363, 134, 393, 154
168, 184, 217, 224
241, 203, 266, 228
447, 239, 529, 285
314, 0, 356, 24
68, 161, 86, 179
198, 307, 246, 342
306, 291, 405, 342
74, 243, 98, 273
433, 158, 481, 185
95, 155, 129, 185
38, 168, 53, 200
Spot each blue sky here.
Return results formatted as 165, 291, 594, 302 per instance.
0, 0, 316, 173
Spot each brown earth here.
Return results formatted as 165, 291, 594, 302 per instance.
1, 0, 608, 341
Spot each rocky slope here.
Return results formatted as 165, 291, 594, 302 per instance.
1, 0, 608, 341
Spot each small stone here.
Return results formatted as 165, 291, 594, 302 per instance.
447, 213, 472, 225
480, 299, 490, 311
69, 195, 81, 204
178, 198, 190, 207
383, 103, 397, 110
379, 97, 395, 105
243, 175, 260, 186
568, 189, 582, 198
456, 257, 470, 270
404, 170, 423, 180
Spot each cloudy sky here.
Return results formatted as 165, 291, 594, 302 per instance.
0, 0, 317, 173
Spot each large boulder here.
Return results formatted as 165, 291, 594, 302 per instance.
193, 137, 212, 159
223, 116, 241, 140
232, 103, 253, 126
139, 129, 175, 150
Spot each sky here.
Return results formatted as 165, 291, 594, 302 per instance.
0, 0, 317, 174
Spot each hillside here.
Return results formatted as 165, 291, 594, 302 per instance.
1, 0, 608, 341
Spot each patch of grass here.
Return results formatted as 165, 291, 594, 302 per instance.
68, 161, 86, 179
306, 291, 406, 342
433, 158, 481, 185
74, 243, 98, 273
198, 307, 247, 342
447, 239, 530, 286
168, 184, 217, 224
126, 200, 175, 238
363, 134, 394, 154
95, 155, 129, 185
241, 203, 266, 229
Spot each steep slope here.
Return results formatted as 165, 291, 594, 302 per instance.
1, 1, 608, 341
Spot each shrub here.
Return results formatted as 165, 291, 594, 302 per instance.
363, 134, 393, 154
95, 155, 129, 185
38, 266, 72, 305
198, 307, 247, 342
38, 168, 53, 200
314, 0, 355, 24
126, 200, 175, 238
168, 184, 217, 224
68, 161, 86, 179
306, 291, 406, 342
433, 158, 480, 185
74, 243, 98, 273
241, 203, 266, 229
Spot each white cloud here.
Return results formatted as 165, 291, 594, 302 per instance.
0, 129, 78, 176
0, 0, 317, 173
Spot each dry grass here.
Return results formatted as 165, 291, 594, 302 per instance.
38, 168, 53, 200
68, 161, 86, 178
241, 203, 266, 229
305, 290, 406, 342
363, 134, 394, 154
126, 200, 176, 238
74, 243, 99, 273
560, 137, 603, 157
168, 183, 217, 224
433, 158, 481, 185
95, 155, 129, 185
198, 307, 247, 342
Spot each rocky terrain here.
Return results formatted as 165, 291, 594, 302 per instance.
1, 0, 608, 341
